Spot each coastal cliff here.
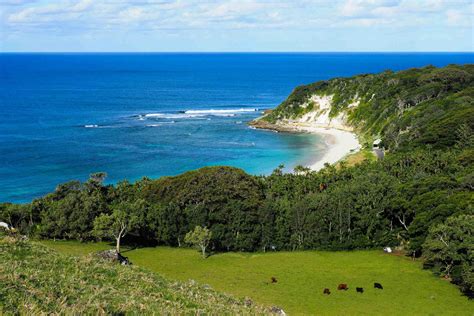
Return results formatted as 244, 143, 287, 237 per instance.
251, 64, 474, 151
250, 94, 355, 132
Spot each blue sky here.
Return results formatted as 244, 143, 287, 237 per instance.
0, 0, 472, 52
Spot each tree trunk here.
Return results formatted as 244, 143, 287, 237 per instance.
116, 237, 121, 253
397, 215, 409, 231
201, 245, 206, 258
116, 223, 126, 254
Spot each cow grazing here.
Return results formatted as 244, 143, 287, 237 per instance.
337, 284, 348, 290
323, 288, 331, 295
117, 252, 131, 265
271, 277, 278, 283
356, 287, 364, 293
374, 282, 383, 289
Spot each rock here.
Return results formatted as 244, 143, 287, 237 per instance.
248, 119, 299, 133
244, 297, 253, 307
96, 249, 117, 260
270, 306, 287, 315
96, 249, 132, 265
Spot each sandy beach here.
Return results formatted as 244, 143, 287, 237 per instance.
250, 119, 361, 171
303, 126, 360, 171
276, 123, 361, 171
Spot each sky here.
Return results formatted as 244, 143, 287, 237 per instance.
0, 0, 473, 52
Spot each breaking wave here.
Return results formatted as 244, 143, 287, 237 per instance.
184, 108, 258, 114
137, 108, 258, 121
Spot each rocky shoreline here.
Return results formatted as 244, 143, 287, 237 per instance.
248, 118, 303, 133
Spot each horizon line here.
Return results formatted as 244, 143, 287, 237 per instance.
1, 51, 473, 54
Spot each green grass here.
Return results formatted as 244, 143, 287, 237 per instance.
42, 240, 473, 315
338, 149, 377, 168
40, 239, 113, 255
1, 238, 266, 314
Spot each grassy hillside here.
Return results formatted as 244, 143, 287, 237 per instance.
0, 237, 267, 315
43, 240, 474, 315
263, 64, 474, 150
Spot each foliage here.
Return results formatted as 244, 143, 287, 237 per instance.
138, 166, 265, 251
33, 174, 112, 241
92, 200, 144, 252
0, 238, 267, 314
185, 226, 212, 258
0, 203, 34, 235
423, 214, 474, 295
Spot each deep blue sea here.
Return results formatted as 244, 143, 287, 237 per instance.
1, 53, 473, 203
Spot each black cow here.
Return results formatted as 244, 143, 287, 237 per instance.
356, 287, 364, 293
374, 282, 383, 289
117, 252, 131, 265
271, 277, 278, 283
323, 288, 331, 295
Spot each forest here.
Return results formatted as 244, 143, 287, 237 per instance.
1, 64, 473, 296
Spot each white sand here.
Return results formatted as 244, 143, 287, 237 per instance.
273, 122, 361, 171
305, 127, 360, 171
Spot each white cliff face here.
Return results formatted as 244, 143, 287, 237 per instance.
279, 94, 358, 132
254, 93, 361, 171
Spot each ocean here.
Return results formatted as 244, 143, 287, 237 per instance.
1, 53, 472, 203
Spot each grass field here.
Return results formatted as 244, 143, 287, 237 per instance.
42, 240, 473, 315
1, 238, 264, 314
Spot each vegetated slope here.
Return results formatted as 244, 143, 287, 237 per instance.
0, 237, 267, 315
43, 241, 474, 316
263, 64, 474, 149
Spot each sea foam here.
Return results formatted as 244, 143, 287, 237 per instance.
140, 108, 257, 120
184, 108, 258, 114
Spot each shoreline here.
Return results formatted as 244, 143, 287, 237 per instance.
250, 120, 361, 171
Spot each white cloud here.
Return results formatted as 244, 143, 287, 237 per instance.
340, 0, 400, 17
6, 0, 95, 23
0, 0, 38, 5
335, 0, 473, 28
2, 0, 473, 33
446, 8, 472, 27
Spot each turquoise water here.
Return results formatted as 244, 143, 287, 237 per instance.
1, 53, 472, 202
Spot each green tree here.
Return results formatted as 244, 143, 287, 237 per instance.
0, 203, 33, 235
423, 215, 473, 282
293, 165, 311, 175
185, 226, 212, 258
93, 202, 141, 253
455, 123, 474, 149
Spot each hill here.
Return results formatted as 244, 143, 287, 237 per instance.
252, 64, 474, 150
0, 237, 267, 314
